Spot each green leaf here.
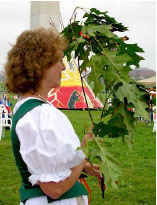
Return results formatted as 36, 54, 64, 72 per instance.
87, 55, 108, 95
115, 82, 149, 120
62, 7, 146, 194
81, 138, 121, 191
102, 114, 112, 124
86, 8, 128, 32
90, 8, 102, 15
102, 49, 132, 67
126, 43, 144, 53
111, 99, 135, 134
82, 24, 117, 38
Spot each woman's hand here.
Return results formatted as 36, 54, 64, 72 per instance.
81, 125, 94, 146
83, 161, 103, 189
84, 161, 100, 178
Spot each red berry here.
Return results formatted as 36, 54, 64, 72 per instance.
79, 31, 83, 36
84, 34, 89, 39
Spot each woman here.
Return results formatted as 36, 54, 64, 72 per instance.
5, 28, 100, 205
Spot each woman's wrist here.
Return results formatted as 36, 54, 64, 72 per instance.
81, 158, 88, 171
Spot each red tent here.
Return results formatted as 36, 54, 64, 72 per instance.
47, 57, 103, 109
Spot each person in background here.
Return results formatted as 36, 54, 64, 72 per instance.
153, 106, 156, 132
5, 27, 100, 205
0, 96, 3, 105
5, 96, 12, 117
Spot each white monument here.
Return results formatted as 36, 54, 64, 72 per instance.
30, 1, 62, 31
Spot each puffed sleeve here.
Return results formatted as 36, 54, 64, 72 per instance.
16, 103, 85, 186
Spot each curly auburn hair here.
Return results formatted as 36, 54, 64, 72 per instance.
5, 27, 67, 94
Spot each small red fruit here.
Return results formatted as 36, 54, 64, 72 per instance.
84, 34, 90, 39
79, 31, 83, 36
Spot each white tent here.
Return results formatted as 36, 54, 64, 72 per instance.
137, 76, 156, 86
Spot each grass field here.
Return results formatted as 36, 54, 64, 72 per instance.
0, 110, 156, 205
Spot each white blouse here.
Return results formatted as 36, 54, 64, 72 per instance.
14, 97, 88, 205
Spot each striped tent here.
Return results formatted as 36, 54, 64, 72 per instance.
47, 57, 103, 109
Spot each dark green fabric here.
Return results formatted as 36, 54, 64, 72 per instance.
11, 99, 88, 203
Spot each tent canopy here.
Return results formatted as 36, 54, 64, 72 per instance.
47, 57, 103, 109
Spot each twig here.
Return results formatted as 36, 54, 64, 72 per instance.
77, 57, 94, 124
69, 6, 89, 24
100, 91, 112, 120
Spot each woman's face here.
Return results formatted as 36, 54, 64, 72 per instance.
42, 58, 65, 90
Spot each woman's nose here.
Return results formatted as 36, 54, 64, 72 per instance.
61, 62, 66, 71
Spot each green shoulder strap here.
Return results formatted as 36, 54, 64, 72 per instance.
11, 99, 47, 189
12, 99, 46, 127
11, 98, 88, 203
